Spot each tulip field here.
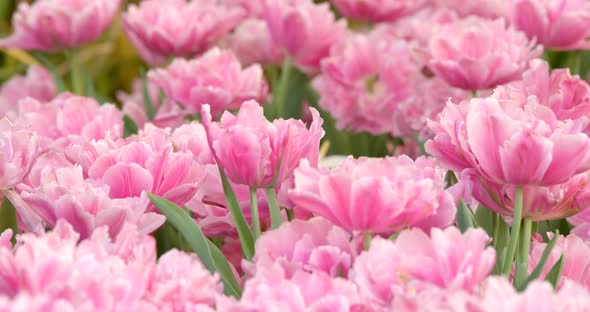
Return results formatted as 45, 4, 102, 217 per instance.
2, 0, 590, 311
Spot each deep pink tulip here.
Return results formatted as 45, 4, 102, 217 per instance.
0, 0, 120, 51
289, 156, 456, 235
202, 100, 324, 188
509, 0, 590, 50
149, 48, 268, 117
330, 0, 428, 22
263, 0, 347, 74
312, 31, 424, 135
15, 93, 123, 151
429, 17, 541, 90
123, 0, 244, 65
0, 118, 38, 190
0, 65, 55, 120
427, 95, 590, 186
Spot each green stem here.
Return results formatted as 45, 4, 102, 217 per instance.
249, 187, 261, 239
502, 186, 524, 276
0, 192, 18, 246
286, 208, 295, 221
70, 49, 84, 95
364, 232, 372, 250
265, 187, 283, 229
274, 57, 292, 119
514, 217, 533, 286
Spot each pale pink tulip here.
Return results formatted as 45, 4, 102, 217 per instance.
509, 0, 590, 50
117, 79, 186, 129
459, 169, 590, 221
18, 165, 165, 239
0, 118, 38, 189
429, 17, 541, 90
426, 95, 590, 186
263, 0, 347, 74
171, 122, 214, 165
245, 217, 357, 278
434, 0, 507, 18
202, 100, 324, 188
222, 18, 285, 67
330, 0, 428, 22
149, 48, 268, 117
312, 31, 423, 135
289, 156, 456, 235
123, 0, 244, 65
15, 93, 123, 151
0, 65, 55, 120
216, 263, 363, 311
0, 0, 121, 51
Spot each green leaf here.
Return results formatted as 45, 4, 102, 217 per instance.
475, 205, 494, 237
444, 170, 458, 189
123, 115, 138, 137
30, 51, 67, 93
456, 199, 477, 233
516, 231, 560, 291
148, 193, 242, 297
544, 254, 565, 289
140, 67, 156, 121
0, 195, 17, 246
218, 168, 255, 260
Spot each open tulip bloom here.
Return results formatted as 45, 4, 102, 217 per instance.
5, 0, 590, 310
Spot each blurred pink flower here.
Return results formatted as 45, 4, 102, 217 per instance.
15, 93, 123, 151
18, 165, 165, 239
426, 95, 590, 186
222, 18, 285, 67
149, 48, 268, 117
0, 118, 38, 190
428, 17, 541, 90
216, 263, 363, 311
433, 0, 507, 18
263, 0, 347, 74
117, 79, 185, 129
202, 100, 324, 188
458, 169, 590, 221
289, 156, 456, 235
0, 0, 120, 51
0, 65, 55, 120
509, 0, 590, 50
331, 0, 428, 22
312, 31, 423, 135
245, 217, 358, 278
65, 126, 204, 210
123, 0, 244, 65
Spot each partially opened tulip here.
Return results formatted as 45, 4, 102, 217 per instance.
223, 18, 285, 67
0, 0, 121, 51
149, 48, 268, 117
509, 0, 590, 50
428, 17, 541, 90
330, 0, 427, 23
433, 0, 507, 18
289, 156, 456, 235
0, 65, 56, 120
123, 0, 244, 66
0, 118, 38, 190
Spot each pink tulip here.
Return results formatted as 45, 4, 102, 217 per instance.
426, 95, 590, 186
0, 0, 120, 51
433, 0, 507, 18
117, 79, 186, 130
312, 31, 424, 135
0, 65, 55, 120
0, 118, 38, 190
171, 122, 215, 165
202, 100, 324, 188
149, 48, 268, 117
216, 263, 363, 311
509, 0, 590, 50
222, 18, 285, 67
428, 17, 541, 90
123, 0, 244, 65
330, 0, 427, 22
289, 156, 456, 235
18, 165, 165, 239
263, 0, 347, 74
15, 93, 123, 151
245, 217, 358, 278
